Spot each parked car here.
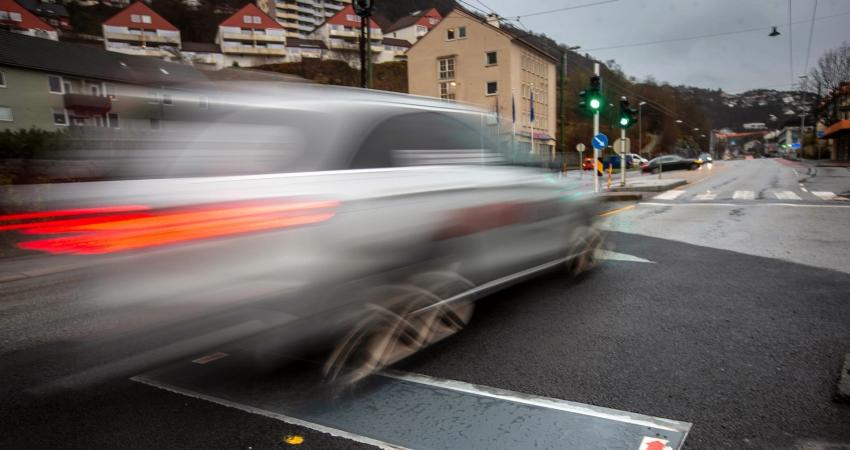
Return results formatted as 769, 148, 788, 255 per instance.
628, 154, 649, 166
2, 83, 605, 386
641, 155, 703, 173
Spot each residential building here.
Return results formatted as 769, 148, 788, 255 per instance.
382, 8, 441, 44
181, 41, 225, 69
818, 82, 850, 161
376, 37, 410, 63
102, 1, 181, 58
406, 8, 558, 155
16, 0, 71, 31
255, 0, 348, 39
0, 0, 57, 40
285, 37, 327, 61
309, 4, 382, 68
216, 3, 287, 67
0, 30, 204, 132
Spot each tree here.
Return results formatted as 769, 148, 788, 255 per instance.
808, 41, 850, 123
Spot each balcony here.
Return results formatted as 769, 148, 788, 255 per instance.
221, 32, 286, 43
221, 46, 286, 56
64, 93, 111, 115
329, 28, 357, 38
104, 31, 179, 45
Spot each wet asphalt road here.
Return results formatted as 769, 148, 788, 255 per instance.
1, 159, 849, 450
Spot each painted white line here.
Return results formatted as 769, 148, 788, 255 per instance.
382, 371, 691, 433
693, 192, 716, 201
653, 190, 685, 200
732, 190, 754, 200
774, 191, 801, 200
192, 352, 228, 365
812, 191, 836, 200
639, 202, 850, 209
801, 187, 809, 192
132, 376, 410, 450
595, 250, 654, 263
792, 169, 799, 177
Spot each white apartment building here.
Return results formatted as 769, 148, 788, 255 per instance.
102, 2, 180, 58
255, 0, 349, 39
216, 3, 287, 67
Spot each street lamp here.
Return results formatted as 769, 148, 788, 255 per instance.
675, 119, 683, 123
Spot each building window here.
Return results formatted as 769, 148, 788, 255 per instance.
108, 113, 119, 128
150, 118, 160, 129
486, 81, 497, 95
48, 75, 62, 93
485, 51, 497, 66
0, 71, 5, 87
130, 14, 140, 23
439, 82, 456, 100
458, 26, 466, 38
52, 108, 68, 125
90, 84, 100, 96
142, 15, 151, 24
9, 12, 22, 22
446, 28, 455, 40
0, 106, 12, 122
438, 57, 455, 80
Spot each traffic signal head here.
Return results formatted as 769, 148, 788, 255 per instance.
577, 75, 604, 114
618, 97, 637, 128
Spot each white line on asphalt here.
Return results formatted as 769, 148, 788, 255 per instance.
774, 191, 802, 200
801, 187, 809, 192
732, 191, 755, 200
381, 371, 690, 433
653, 190, 686, 200
132, 376, 409, 450
693, 192, 716, 201
812, 191, 836, 200
595, 250, 654, 263
792, 169, 799, 177
639, 202, 850, 208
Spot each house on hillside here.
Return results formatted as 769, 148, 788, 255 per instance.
309, 4, 382, 69
818, 82, 850, 161
376, 37, 410, 63
382, 8, 441, 44
16, 0, 71, 31
406, 8, 558, 155
0, 0, 57, 40
102, 1, 180, 58
216, 3, 286, 67
255, 0, 346, 39
285, 37, 327, 62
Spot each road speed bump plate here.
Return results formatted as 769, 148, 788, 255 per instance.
134, 350, 691, 450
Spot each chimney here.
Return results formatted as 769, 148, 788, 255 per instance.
486, 14, 500, 28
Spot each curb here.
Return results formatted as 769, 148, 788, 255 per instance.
598, 192, 643, 201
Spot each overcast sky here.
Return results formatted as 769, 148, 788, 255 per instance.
479, 0, 849, 93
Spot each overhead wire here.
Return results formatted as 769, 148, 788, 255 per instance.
508, 0, 619, 20
803, 0, 819, 80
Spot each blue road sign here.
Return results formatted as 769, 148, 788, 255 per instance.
592, 133, 608, 150
817, 131, 824, 137
791, 142, 801, 149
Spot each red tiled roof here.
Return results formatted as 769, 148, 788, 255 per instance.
325, 5, 379, 29
103, 1, 177, 31
219, 3, 282, 30
0, 0, 55, 32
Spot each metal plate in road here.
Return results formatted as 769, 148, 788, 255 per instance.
134, 350, 691, 450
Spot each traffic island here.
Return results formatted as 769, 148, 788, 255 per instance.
608, 178, 686, 192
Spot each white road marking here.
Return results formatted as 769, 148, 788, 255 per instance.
801, 187, 809, 192
639, 202, 850, 208
812, 191, 836, 200
132, 376, 409, 450
792, 169, 799, 177
192, 352, 228, 365
595, 250, 654, 263
774, 191, 801, 200
733, 190, 755, 200
693, 192, 716, 201
382, 371, 690, 433
653, 190, 686, 200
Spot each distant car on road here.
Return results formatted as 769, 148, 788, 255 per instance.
698, 153, 713, 163
628, 154, 649, 166
641, 155, 702, 173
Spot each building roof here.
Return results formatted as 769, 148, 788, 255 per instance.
0, 0, 55, 32
322, 5, 380, 30
286, 37, 327, 49
16, 0, 68, 19
219, 3, 282, 30
382, 37, 411, 48
0, 30, 203, 85
820, 119, 850, 139
181, 41, 220, 53
384, 8, 441, 33
103, 1, 177, 32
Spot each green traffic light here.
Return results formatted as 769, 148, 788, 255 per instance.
589, 98, 601, 110
619, 117, 629, 126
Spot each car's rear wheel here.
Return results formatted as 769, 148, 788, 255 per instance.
570, 226, 605, 275
322, 272, 474, 387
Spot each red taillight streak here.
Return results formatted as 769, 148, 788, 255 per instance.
0, 205, 150, 222
0, 213, 153, 233
16, 201, 338, 255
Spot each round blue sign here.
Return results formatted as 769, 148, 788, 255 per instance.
592, 133, 609, 150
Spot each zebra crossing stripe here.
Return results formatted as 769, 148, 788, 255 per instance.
693, 192, 716, 201
653, 190, 686, 200
774, 191, 801, 200
812, 191, 836, 200
733, 191, 754, 200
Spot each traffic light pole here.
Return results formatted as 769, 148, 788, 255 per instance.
593, 62, 599, 193
620, 127, 626, 186
359, 16, 367, 88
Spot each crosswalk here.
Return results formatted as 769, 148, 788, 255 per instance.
653, 189, 843, 202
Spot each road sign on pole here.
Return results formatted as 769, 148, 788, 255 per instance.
592, 133, 608, 150
592, 63, 600, 193
576, 143, 586, 152
614, 138, 630, 154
